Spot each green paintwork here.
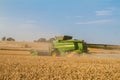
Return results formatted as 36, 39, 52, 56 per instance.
52, 36, 87, 56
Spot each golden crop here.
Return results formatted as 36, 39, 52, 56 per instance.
0, 55, 120, 80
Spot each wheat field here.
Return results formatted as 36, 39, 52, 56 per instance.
0, 41, 120, 80
0, 55, 120, 80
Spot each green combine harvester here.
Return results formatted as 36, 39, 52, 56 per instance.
51, 35, 88, 56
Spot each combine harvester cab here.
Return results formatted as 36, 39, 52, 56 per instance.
51, 35, 88, 56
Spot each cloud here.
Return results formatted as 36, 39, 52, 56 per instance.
76, 20, 113, 25
96, 10, 112, 16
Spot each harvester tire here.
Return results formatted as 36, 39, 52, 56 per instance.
51, 49, 60, 57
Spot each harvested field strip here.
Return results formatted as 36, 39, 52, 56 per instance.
0, 55, 120, 80
0, 48, 31, 51
0, 50, 31, 56
88, 48, 120, 54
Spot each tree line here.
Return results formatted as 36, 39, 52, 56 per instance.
34, 38, 55, 42
1, 36, 55, 42
1, 37, 15, 41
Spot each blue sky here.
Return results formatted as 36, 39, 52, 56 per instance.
0, 0, 120, 44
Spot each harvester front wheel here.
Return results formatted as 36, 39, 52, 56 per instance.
51, 49, 60, 57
